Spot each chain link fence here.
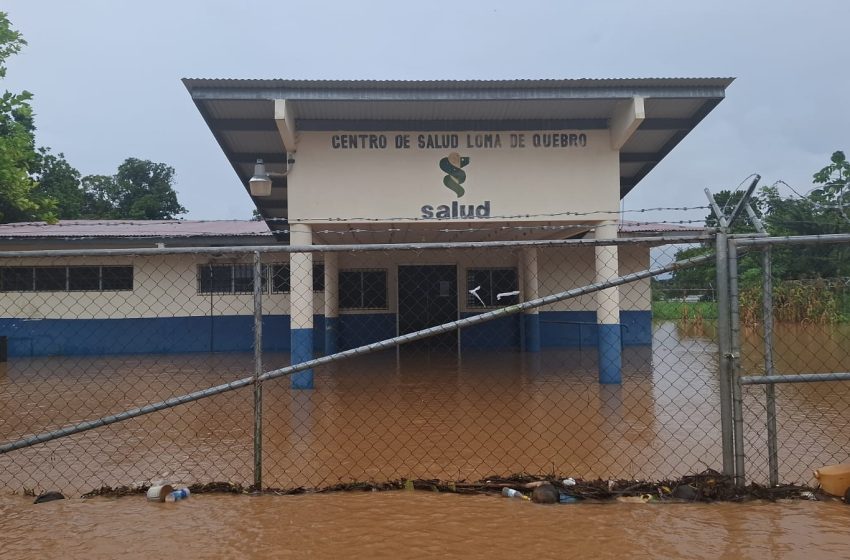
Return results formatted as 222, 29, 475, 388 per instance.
734, 235, 850, 486
0, 236, 727, 495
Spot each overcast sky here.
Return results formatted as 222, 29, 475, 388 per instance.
3, 0, 848, 223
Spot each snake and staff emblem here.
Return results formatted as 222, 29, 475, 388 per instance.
439, 152, 470, 198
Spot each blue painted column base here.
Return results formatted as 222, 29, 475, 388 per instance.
324, 316, 339, 356
523, 313, 541, 352
290, 327, 314, 389
597, 323, 622, 384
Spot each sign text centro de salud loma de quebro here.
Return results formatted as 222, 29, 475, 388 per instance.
328, 132, 590, 220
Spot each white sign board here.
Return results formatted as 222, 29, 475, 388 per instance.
288, 130, 619, 222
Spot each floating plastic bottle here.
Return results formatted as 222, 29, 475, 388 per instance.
562, 478, 576, 487
165, 488, 191, 502
501, 487, 529, 500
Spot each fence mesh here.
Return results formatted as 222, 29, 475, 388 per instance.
737, 238, 850, 486
0, 240, 726, 495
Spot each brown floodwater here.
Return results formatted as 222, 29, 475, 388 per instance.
2, 492, 850, 560
1, 322, 849, 496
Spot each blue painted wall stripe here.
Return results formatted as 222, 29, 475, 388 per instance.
460, 313, 520, 349
290, 327, 314, 389
597, 323, 622, 384
324, 316, 339, 355
523, 314, 541, 352
0, 310, 652, 358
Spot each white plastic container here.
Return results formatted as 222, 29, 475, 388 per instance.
501, 487, 528, 500
146, 484, 174, 502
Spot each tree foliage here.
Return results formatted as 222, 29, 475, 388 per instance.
665, 151, 850, 298
0, 13, 188, 223
80, 158, 188, 220
0, 12, 55, 222
33, 149, 83, 218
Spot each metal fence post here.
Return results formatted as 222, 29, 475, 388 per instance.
727, 238, 746, 486
715, 231, 735, 476
762, 246, 779, 486
252, 251, 263, 490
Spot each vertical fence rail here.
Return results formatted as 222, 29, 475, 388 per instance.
727, 238, 746, 485
252, 251, 263, 489
762, 246, 779, 487
715, 231, 735, 476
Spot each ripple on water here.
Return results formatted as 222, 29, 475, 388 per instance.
2, 493, 850, 560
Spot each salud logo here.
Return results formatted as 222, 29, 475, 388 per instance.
439, 152, 470, 198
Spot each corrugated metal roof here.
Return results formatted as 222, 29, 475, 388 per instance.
183, 77, 733, 226
183, 77, 735, 90
0, 220, 273, 238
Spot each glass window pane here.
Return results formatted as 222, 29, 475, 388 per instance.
198, 265, 212, 293
68, 266, 100, 291
35, 267, 66, 291
210, 265, 232, 293
361, 270, 387, 309
339, 270, 362, 309
313, 264, 325, 292
232, 264, 253, 293
102, 266, 133, 291
1, 267, 34, 292
272, 265, 290, 293
491, 268, 518, 306
198, 265, 233, 294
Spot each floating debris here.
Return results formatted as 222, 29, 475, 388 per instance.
34, 490, 65, 504
71, 470, 823, 503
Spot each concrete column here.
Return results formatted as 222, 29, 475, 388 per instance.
521, 247, 541, 352
594, 221, 621, 384
323, 252, 339, 355
290, 223, 314, 389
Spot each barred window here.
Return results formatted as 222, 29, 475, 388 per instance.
339, 269, 388, 309
270, 263, 326, 293
0, 266, 133, 292
466, 268, 518, 308
197, 264, 264, 294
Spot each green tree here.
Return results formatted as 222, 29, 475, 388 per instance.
81, 158, 187, 219
0, 12, 55, 222
32, 148, 83, 218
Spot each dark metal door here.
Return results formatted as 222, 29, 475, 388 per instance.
397, 265, 458, 351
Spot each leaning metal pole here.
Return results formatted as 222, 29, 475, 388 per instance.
0, 251, 716, 455
252, 251, 264, 490
728, 238, 746, 486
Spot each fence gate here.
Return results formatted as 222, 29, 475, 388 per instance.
729, 233, 850, 487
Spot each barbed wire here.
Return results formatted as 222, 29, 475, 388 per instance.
280, 206, 711, 224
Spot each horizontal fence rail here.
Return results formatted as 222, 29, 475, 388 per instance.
740, 373, 850, 385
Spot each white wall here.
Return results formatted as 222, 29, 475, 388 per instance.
0, 245, 651, 320
288, 130, 620, 223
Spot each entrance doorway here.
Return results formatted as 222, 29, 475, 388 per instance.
397, 265, 458, 352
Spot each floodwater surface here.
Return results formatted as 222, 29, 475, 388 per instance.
2, 492, 849, 560
0, 322, 849, 495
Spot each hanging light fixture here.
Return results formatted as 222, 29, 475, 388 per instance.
248, 156, 295, 197
249, 159, 273, 197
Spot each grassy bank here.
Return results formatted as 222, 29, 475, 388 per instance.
652, 301, 719, 321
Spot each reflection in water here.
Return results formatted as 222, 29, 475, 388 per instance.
1, 321, 849, 493
2, 493, 850, 560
